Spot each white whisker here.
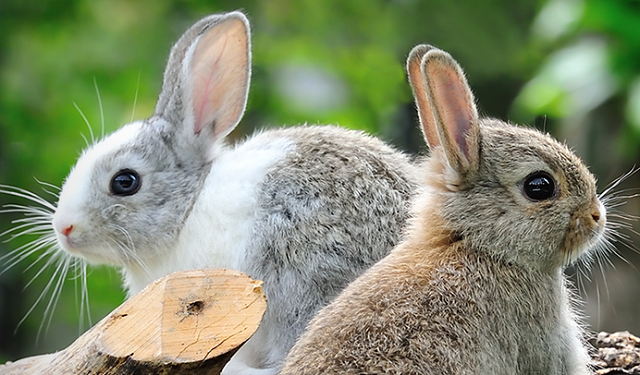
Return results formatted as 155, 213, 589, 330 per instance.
598, 167, 639, 199
73, 102, 95, 147
14, 251, 64, 336
0, 185, 58, 212
39, 257, 71, 339
34, 178, 61, 193
23, 247, 64, 289
1, 184, 92, 341
94, 78, 105, 141
131, 70, 141, 124
111, 225, 151, 279
75, 262, 92, 332
0, 233, 56, 268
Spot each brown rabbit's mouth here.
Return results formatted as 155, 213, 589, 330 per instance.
561, 201, 607, 266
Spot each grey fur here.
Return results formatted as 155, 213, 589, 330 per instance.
245, 125, 416, 368
57, 120, 210, 265
281, 45, 600, 374
46, 12, 420, 374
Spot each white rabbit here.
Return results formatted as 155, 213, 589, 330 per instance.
2, 11, 419, 375
280, 44, 604, 374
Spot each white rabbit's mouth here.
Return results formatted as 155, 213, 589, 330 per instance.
0, 183, 92, 338
53, 225, 143, 268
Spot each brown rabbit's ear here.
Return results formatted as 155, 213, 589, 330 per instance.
407, 45, 440, 149
155, 12, 251, 160
411, 47, 480, 175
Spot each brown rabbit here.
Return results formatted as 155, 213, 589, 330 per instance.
279, 44, 603, 374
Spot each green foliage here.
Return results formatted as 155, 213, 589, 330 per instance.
0, 0, 638, 361
514, 0, 640, 162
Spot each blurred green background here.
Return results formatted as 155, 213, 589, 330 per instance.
1, 0, 639, 361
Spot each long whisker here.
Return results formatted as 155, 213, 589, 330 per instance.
39, 256, 71, 340
15, 251, 64, 334
76, 262, 92, 332
1, 236, 57, 275
599, 167, 639, 199
131, 70, 141, 124
111, 225, 152, 279
0, 185, 58, 212
34, 178, 61, 193
1, 184, 92, 341
73, 102, 95, 147
94, 78, 105, 141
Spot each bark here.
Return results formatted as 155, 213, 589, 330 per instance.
594, 331, 640, 375
0, 269, 266, 375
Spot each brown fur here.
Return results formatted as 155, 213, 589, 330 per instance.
280, 45, 599, 374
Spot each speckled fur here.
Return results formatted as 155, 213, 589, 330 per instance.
281, 45, 600, 375
244, 125, 417, 369
50, 13, 420, 375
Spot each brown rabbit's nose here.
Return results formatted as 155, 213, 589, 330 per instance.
591, 211, 601, 223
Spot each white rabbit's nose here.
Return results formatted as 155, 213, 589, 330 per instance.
52, 212, 78, 245
53, 214, 69, 234
53, 215, 79, 252
61, 224, 74, 237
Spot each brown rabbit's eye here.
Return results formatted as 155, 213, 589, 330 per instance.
110, 169, 141, 196
522, 172, 556, 201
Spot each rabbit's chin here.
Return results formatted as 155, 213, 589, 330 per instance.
563, 224, 607, 267
563, 233, 604, 267
54, 233, 124, 267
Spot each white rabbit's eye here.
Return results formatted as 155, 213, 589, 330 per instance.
110, 169, 141, 196
522, 172, 556, 201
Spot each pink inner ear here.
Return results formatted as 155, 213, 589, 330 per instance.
193, 38, 228, 135
188, 18, 248, 138
191, 31, 229, 136
431, 68, 476, 162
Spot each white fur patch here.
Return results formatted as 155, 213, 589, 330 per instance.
124, 133, 294, 294
53, 122, 143, 253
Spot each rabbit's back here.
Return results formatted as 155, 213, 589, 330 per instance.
242, 125, 419, 368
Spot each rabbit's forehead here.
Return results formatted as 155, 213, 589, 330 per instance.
64, 123, 141, 185
83, 122, 175, 177
482, 125, 595, 191
90, 121, 143, 159
57, 124, 139, 213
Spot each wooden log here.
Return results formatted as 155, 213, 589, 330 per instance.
0, 268, 267, 375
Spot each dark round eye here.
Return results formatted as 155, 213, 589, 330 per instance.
110, 169, 141, 196
522, 172, 556, 201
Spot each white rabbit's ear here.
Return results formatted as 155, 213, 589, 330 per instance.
412, 47, 480, 175
155, 12, 251, 157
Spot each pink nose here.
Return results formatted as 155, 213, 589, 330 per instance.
61, 225, 74, 237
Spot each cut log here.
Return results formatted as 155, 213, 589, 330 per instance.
0, 268, 267, 375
